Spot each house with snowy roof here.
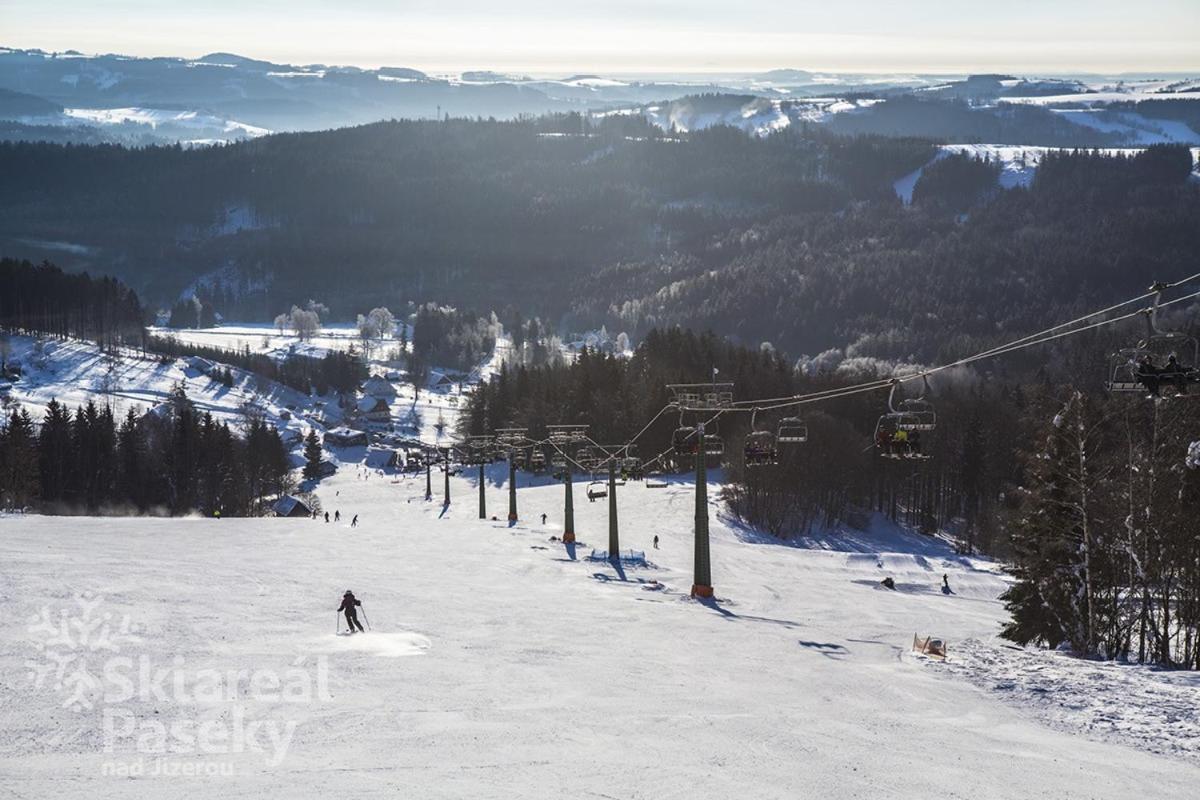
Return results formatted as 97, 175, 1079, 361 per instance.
362, 375, 397, 400
324, 427, 368, 447
356, 394, 392, 424
273, 495, 312, 518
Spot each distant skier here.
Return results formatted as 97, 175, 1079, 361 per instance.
351, 514, 359, 527
338, 590, 365, 633
653, 535, 659, 549
324, 511, 330, 523
942, 574, 952, 595
541, 513, 548, 525
335, 510, 341, 522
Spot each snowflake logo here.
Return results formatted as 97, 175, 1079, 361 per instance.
25, 593, 139, 711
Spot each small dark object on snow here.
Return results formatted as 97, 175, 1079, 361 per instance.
881, 577, 896, 590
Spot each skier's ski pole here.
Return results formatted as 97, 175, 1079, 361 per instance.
361, 606, 371, 631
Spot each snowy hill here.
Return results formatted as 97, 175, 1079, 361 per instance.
2, 326, 1198, 795
1, 336, 318, 434
2, 459, 1198, 797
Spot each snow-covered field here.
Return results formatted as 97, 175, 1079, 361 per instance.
12, 107, 270, 145
634, 97, 881, 136
3, 464, 1198, 798
2, 338, 1198, 797
148, 323, 371, 363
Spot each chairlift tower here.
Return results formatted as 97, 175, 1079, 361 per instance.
692, 422, 712, 597
667, 381, 734, 598
495, 428, 528, 522
608, 460, 619, 559
467, 435, 493, 519
547, 424, 589, 543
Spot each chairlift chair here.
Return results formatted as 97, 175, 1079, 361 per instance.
1106, 287, 1200, 396
895, 399, 937, 431
576, 446, 598, 471
704, 434, 724, 457
1106, 336, 1199, 396
776, 417, 808, 444
672, 426, 699, 458
743, 430, 777, 466
875, 379, 934, 460
621, 456, 643, 480
874, 415, 931, 461
586, 481, 608, 501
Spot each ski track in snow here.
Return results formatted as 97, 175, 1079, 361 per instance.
1, 335, 1199, 797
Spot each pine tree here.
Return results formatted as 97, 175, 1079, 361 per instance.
37, 399, 73, 505
116, 407, 145, 509
303, 430, 323, 480
0, 408, 38, 508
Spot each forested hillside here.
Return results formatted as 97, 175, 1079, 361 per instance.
1, 118, 1197, 362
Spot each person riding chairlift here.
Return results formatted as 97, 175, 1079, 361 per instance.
1136, 354, 1161, 397
1162, 353, 1189, 395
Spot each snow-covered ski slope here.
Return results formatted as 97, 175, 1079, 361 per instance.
3, 460, 1198, 798
0, 336, 319, 433
2, 333, 1198, 796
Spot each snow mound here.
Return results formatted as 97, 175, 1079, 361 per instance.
931, 638, 1200, 760
321, 631, 432, 658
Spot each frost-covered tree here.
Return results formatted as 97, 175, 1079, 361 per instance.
289, 306, 321, 341
367, 307, 396, 339
356, 314, 378, 357
1001, 391, 1114, 655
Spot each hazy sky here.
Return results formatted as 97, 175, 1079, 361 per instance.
3, 1, 1198, 74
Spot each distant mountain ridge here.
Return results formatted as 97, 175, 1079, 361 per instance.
0, 47, 1197, 148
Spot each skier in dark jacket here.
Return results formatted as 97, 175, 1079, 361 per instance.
338, 590, 365, 633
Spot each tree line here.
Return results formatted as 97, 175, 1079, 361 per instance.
0, 258, 145, 350
148, 335, 366, 396
0, 387, 292, 516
